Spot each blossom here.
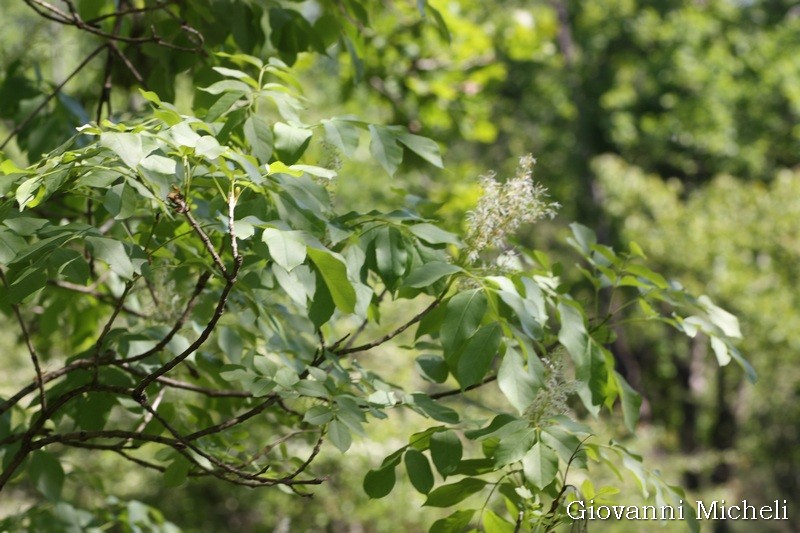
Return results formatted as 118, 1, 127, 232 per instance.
465, 154, 559, 263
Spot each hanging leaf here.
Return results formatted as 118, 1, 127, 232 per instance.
368, 125, 403, 176
404, 449, 434, 494
307, 247, 356, 313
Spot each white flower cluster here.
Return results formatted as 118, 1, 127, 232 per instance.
524, 354, 576, 424
465, 155, 559, 263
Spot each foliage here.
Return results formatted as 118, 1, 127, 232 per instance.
597, 155, 800, 518
0, 1, 758, 531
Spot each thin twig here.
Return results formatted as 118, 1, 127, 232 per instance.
0, 44, 106, 150
335, 288, 389, 351
284, 431, 325, 481
0, 358, 94, 417
133, 265, 240, 395
93, 280, 136, 378
23, 0, 203, 52
168, 190, 229, 279
429, 374, 498, 399
335, 294, 444, 356
123, 271, 211, 363
109, 42, 148, 89
118, 364, 253, 398
85, 0, 177, 25
184, 396, 279, 441
0, 269, 47, 411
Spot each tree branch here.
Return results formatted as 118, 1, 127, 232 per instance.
0, 269, 47, 411
335, 293, 444, 356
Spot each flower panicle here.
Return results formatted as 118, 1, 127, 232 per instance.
465, 154, 560, 263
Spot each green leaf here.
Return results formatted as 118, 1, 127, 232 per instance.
699, 295, 742, 338
103, 183, 137, 220
75, 392, 116, 431
615, 371, 641, 432
369, 125, 403, 176
363, 462, 398, 499
0, 227, 25, 263
429, 510, 476, 533
5, 266, 46, 304
262, 228, 306, 272
464, 414, 528, 441
415, 354, 449, 383
409, 393, 460, 423
541, 425, 585, 466
498, 347, 543, 414
430, 430, 462, 477
404, 448, 434, 494
199, 79, 252, 95
29, 451, 64, 501
309, 271, 336, 328
290, 164, 336, 179
397, 132, 443, 168
307, 247, 356, 313
441, 289, 487, 356
492, 429, 537, 467
558, 302, 589, 367
374, 226, 407, 288
423, 478, 487, 507
218, 326, 244, 364
455, 323, 501, 388
273, 122, 312, 164
244, 116, 274, 163
568, 222, 597, 254
100, 132, 149, 169
205, 91, 245, 122
163, 456, 192, 488
85, 236, 136, 279
195, 135, 225, 159
15, 176, 41, 210
303, 405, 333, 425
322, 118, 360, 157
403, 262, 461, 289
328, 419, 352, 453
523, 442, 559, 489
408, 223, 462, 245
482, 509, 515, 533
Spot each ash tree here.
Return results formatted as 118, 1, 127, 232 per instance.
0, 1, 750, 531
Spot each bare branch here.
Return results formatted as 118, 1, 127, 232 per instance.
123, 271, 211, 363
118, 364, 253, 398
428, 374, 497, 400
133, 266, 238, 395
93, 280, 137, 377
168, 190, 228, 278
335, 293, 444, 356
0, 269, 47, 411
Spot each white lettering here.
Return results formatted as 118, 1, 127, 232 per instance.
566, 500, 585, 520
697, 500, 718, 520
625, 507, 640, 520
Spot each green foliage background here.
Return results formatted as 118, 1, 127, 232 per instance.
0, 0, 797, 531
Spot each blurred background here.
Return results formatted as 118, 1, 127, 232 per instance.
1, 0, 798, 531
